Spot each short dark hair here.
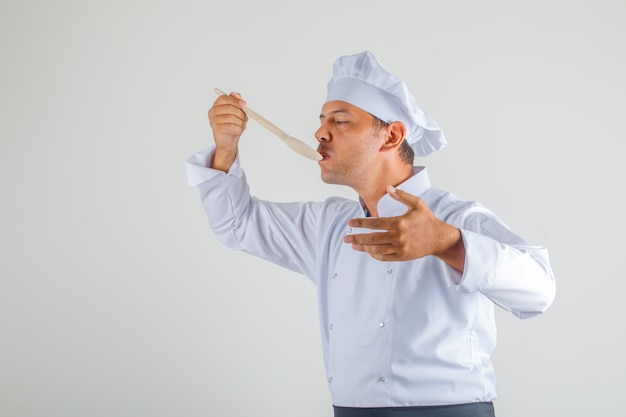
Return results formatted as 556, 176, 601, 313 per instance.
371, 116, 414, 165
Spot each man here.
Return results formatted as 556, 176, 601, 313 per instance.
186, 51, 555, 417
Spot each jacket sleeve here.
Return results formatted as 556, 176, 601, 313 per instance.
453, 206, 556, 319
186, 147, 320, 278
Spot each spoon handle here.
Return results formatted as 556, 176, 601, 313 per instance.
213, 88, 322, 161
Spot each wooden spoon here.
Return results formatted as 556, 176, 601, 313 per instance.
214, 88, 322, 161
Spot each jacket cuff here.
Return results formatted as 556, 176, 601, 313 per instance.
185, 146, 243, 186
456, 229, 502, 293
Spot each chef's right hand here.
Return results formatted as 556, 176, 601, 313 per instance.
208, 92, 248, 172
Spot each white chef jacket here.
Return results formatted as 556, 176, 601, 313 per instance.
186, 147, 556, 407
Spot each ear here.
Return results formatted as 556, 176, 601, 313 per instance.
381, 121, 407, 152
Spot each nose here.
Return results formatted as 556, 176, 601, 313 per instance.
315, 125, 330, 143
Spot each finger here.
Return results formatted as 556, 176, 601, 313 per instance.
210, 111, 248, 127
209, 104, 248, 124
347, 217, 398, 230
344, 231, 395, 245
349, 242, 397, 256
208, 107, 249, 141
387, 185, 422, 210
369, 252, 404, 262
213, 93, 247, 109
229, 92, 248, 109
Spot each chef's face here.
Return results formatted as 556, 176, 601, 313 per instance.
315, 100, 385, 188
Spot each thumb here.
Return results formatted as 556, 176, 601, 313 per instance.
230, 92, 247, 108
387, 185, 420, 209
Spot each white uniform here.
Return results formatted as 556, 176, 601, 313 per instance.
186, 146, 556, 407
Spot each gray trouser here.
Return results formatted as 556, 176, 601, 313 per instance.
333, 402, 495, 417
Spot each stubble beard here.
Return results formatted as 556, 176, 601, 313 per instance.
320, 153, 374, 190
319, 130, 383, 188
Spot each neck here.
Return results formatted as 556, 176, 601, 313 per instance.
355, 163, 414, 217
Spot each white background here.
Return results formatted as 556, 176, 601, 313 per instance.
1, 1, 624, 416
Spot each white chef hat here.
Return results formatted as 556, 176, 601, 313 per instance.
325, 51, 446, 157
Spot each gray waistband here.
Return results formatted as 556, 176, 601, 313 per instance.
333, 402, 495, 417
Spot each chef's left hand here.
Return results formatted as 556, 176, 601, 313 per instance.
344, 186, 466, 270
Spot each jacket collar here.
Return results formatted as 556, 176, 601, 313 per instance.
358, 167, 431, 217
